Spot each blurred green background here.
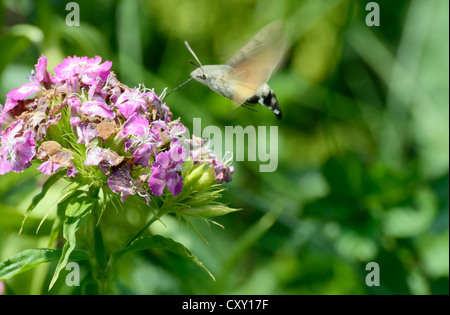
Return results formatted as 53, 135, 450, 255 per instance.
0, 0, 448, 295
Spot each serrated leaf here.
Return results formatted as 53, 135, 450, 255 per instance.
0, 248, 89, 281
114, 235, 215, 281
49, 197, 96, 289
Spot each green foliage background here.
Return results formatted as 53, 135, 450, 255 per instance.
0, 0, 448, 294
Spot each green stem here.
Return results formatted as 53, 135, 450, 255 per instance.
88, 222, 110, 295
88, 187, 111, 295
125, 208, 170, 247
94, 225, 107, 271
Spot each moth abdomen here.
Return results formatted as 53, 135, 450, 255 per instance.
246, 85, 282, 119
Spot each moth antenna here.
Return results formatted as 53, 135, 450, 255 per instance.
190, 60, 200, 68
161, 77, 193, 101
184, 41, 204, 69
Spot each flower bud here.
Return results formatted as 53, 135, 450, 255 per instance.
181, 204, 239, 218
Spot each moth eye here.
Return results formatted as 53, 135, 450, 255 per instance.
199, 73, 207, 80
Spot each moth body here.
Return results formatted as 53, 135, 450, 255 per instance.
190, 66, 282, 119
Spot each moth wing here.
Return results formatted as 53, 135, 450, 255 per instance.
226, 20, 286, 68
220, 65, 270, 106
224, 20, 287, 105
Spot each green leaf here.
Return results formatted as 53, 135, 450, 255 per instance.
49, 197, 96, 289
20, 170, 65, 234
116, 0, 144, 84
0, 205, 54, 236
8, 24, 44, 44
48, 189, 84, 247
0, 36, 32, 75
0, 248, 89, 281
114, 235, 215, 281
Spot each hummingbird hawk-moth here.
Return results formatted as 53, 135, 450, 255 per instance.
185, 21, 287, 119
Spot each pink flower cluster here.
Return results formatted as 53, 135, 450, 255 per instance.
0, 55, 234, 203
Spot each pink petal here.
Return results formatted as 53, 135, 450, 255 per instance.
7, 83, 41, 101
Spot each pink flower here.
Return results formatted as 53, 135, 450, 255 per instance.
212, 160, 234, 184
0, 98, 18, 125
37, 160, 63, 175
5, 55, 52, 103
36, 141, 75, 177
79, 97, 115, 119
32, 55, 52, 88
148, 139, 186, 197
0, 119, 36, 175
6, 83, 41, 101
70, 117, 98, 146
151, 120, 186, 145
52, 56, 112, 85
68, 97, 82, 116
115, 89, 149, 119
107, 161, 150, 204
123, 113, 152, 137
85, 145, 123, 175
123, 114, 158, 167
88, 77, 108, 100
